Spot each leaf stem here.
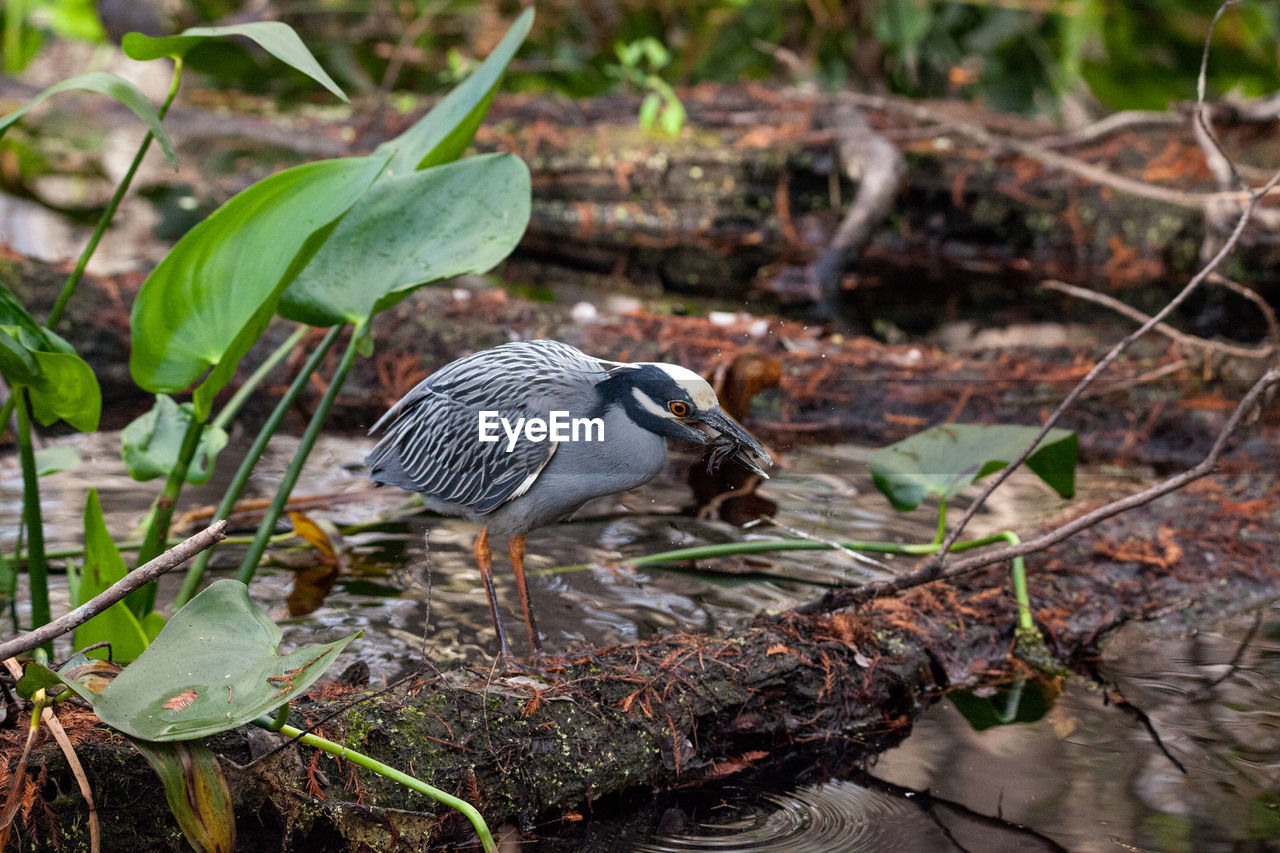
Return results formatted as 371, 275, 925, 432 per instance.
129, 411, 204, 615
235, 327, 358, 585
931, 501, 947, 546
175, 325, 342, 607
14, 391, 50, 648
210, 324, 309, 433
615, 531, 1009, 568
1001, 531, 1033, 631
47, 58, 183, 329
254, 716, 496, 853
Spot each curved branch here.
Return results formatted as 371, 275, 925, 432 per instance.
0, 521, 226, 661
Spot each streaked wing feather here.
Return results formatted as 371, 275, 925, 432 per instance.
366, 341, 605, 512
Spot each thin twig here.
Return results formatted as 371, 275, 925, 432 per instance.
0, 521, 226, 661
1042, 279, 1274, 361
800, 367, 1280, 612
1194, 1, 1246, 194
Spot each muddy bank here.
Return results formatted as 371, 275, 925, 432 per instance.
9, 465, 1280, 850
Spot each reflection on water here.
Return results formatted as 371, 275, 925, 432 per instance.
872, 603, 1280, 853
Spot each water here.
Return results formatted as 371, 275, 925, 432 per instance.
9, 429, 1268, 851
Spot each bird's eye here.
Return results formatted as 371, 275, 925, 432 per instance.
668, 400, 690, 417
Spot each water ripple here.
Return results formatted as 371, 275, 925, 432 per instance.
633, 780, 939, 853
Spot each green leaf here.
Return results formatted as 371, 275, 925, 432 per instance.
0, 326, 101, 432
128, 738, 235, 853
122, 395, 228, 485
868, 424, 1077, 512
279, 153, 531, 327
0, 327, 40, 385
34, 444, 81, 475
90, 580, 358, 741
638, 92, 661, 130
377, 8, 533, 174
122, 22, 346, 103
129, 154, 386, 421
24, 347, 101, 431
141, 611, 167, 642
659, 98, 685, 136
72, 490, 150, 662
0, 72, 176, 167
17, 653, 119, 704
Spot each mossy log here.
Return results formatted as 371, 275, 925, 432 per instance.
13, 475, 1280, 851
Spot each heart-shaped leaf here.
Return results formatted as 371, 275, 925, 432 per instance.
129, 154, 387, 421
377, 7, 532, 174
278, 153, 530, 327
122, 395, 228, 485
73, 490, 150, 662
89, 580, 358, 741
868, 424, 1078, 512
123, 23, 346, 103
0, 72, 177, 166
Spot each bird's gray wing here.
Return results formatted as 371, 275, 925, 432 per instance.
366, 341, 606, 513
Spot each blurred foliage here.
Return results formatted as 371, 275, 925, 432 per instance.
3, 0, 105, 73
3, 1, 1278, 113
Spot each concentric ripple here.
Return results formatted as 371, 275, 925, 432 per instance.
633, 779, 941, 853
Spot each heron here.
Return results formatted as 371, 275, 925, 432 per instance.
366, 339, 772, 660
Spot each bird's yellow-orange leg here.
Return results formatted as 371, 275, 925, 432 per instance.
474, 527, 513, 660
509, 535, 542, 655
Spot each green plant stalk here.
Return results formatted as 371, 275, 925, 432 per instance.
616, 531, 1011, 568
210, 323, 309, 433
47, 59, 183, 327
176, 325, 342, 607
128, 413, 205, 616
0, 396, 14, 441
1001, 531, 1032, 631
931, 501, 947, 546
235, 328, 360, 584
14, 391, 50, 649
252, 715, 496, 853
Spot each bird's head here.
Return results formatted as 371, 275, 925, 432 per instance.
599, 362, 773, 477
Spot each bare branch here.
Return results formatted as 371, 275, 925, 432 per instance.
0, 521, 227, 661
800, 368, 1280, 613
1041, 279, 1274, 361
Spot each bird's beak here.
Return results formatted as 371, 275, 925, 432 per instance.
693, 408, 773, 478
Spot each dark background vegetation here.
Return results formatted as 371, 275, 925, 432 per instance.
9, 0, 1280, 114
